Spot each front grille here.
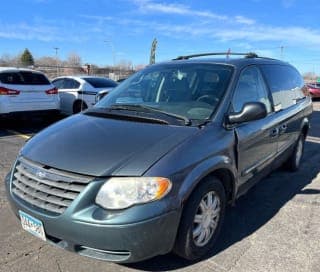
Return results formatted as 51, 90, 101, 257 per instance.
11, 157, 92, 215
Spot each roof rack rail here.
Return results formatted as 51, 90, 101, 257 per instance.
173, 52, 259, 60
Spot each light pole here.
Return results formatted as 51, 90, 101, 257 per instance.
280, 45, 285, 59
54, 47, 59, 76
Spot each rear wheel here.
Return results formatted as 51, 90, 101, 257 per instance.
174, 177, 226, 260
73, 100, 88, 114
286, 133, 305, 171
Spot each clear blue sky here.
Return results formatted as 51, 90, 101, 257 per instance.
1, 0, 320, 74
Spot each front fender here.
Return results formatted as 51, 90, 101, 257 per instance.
177, 155, 237, 205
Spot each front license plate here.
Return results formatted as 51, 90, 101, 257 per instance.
19, 210, 46, 241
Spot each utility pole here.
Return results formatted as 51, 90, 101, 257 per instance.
226, 48, 231, 59
54, 47, 59, 77
149, 38, 157, 65
280, 45, 284, 59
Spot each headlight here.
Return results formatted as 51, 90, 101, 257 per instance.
95, 177, 172, 210
95, 90, 109, 103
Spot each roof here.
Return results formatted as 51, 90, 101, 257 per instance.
52, 75, 110, 80
0, 67, 45, 73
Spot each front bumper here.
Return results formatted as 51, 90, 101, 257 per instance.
5, 173, 181, 263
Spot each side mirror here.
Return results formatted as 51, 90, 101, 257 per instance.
227, 102, 267, 124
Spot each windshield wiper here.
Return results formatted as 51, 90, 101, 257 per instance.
85, 108, 169, 125
109, 104, 192, 125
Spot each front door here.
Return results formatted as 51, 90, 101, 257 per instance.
231, 66, 278, 187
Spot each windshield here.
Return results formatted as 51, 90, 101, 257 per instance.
94, 63, 233, 125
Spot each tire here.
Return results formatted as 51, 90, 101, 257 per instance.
173, 177, 226, 261
286, 133, 305, 172
73, 100, 88, 114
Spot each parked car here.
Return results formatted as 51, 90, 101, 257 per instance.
306, 82, 320, 98
117, 77, 127, 83
95, 89, 113, 103
95, 77, 131, 102
0, 67, 60, 117
5, 53, 312, 263
52, 76, 118, 115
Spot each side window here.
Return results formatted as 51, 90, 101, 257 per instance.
261, 65, 305, 110
54, 79, 70, 89
232, 66, 272, 113
70, 79, 80, 89
61, 79, 80, 89
52, 79, 63, 89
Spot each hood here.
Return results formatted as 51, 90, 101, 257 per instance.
21, 114, 197, 176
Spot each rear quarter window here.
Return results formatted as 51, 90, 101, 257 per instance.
65, 79, 80, 89
261, 65, 305, 110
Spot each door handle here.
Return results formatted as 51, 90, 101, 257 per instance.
270, 128, 279, 138
279, 124, 287, 134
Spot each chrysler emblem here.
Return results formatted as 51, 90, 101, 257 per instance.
36, 170, 46, 179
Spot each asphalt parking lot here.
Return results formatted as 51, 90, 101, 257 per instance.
0, 102, 320, 272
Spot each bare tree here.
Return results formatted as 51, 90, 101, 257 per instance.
66, 52, 82, 67
134, 64, 146, 71
36, 56, 60, 67
303, 72, 317, 82
114, 59, 132, 71
0, 50, 138, 79
0, 53, 19, 66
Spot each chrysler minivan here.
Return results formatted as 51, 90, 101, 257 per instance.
5, 53, 312, 263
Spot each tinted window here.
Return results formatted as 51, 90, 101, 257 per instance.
67, 79, 80, 89
83, 77, 118, 88
261, 65, 305, 110
0, 71, 50, 85
52, 79, 64, 89
53, 78, 80, 89
232, 66, 272, 113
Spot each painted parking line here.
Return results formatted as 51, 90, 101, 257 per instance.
6, 130, 31, 140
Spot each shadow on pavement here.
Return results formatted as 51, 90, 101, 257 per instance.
127, 110, 320, 271
0, 115, 65, 137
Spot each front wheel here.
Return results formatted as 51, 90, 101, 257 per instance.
173, 177, 226, 260
73, 100, 88, 114
286, 133, 305, 172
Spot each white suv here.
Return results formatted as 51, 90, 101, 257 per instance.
0, 67, 60, 116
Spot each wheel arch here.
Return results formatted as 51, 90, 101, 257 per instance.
301, 117, 309, 138
178, 156, 237, 208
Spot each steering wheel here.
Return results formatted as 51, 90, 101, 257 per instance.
196, 95, 219, 105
